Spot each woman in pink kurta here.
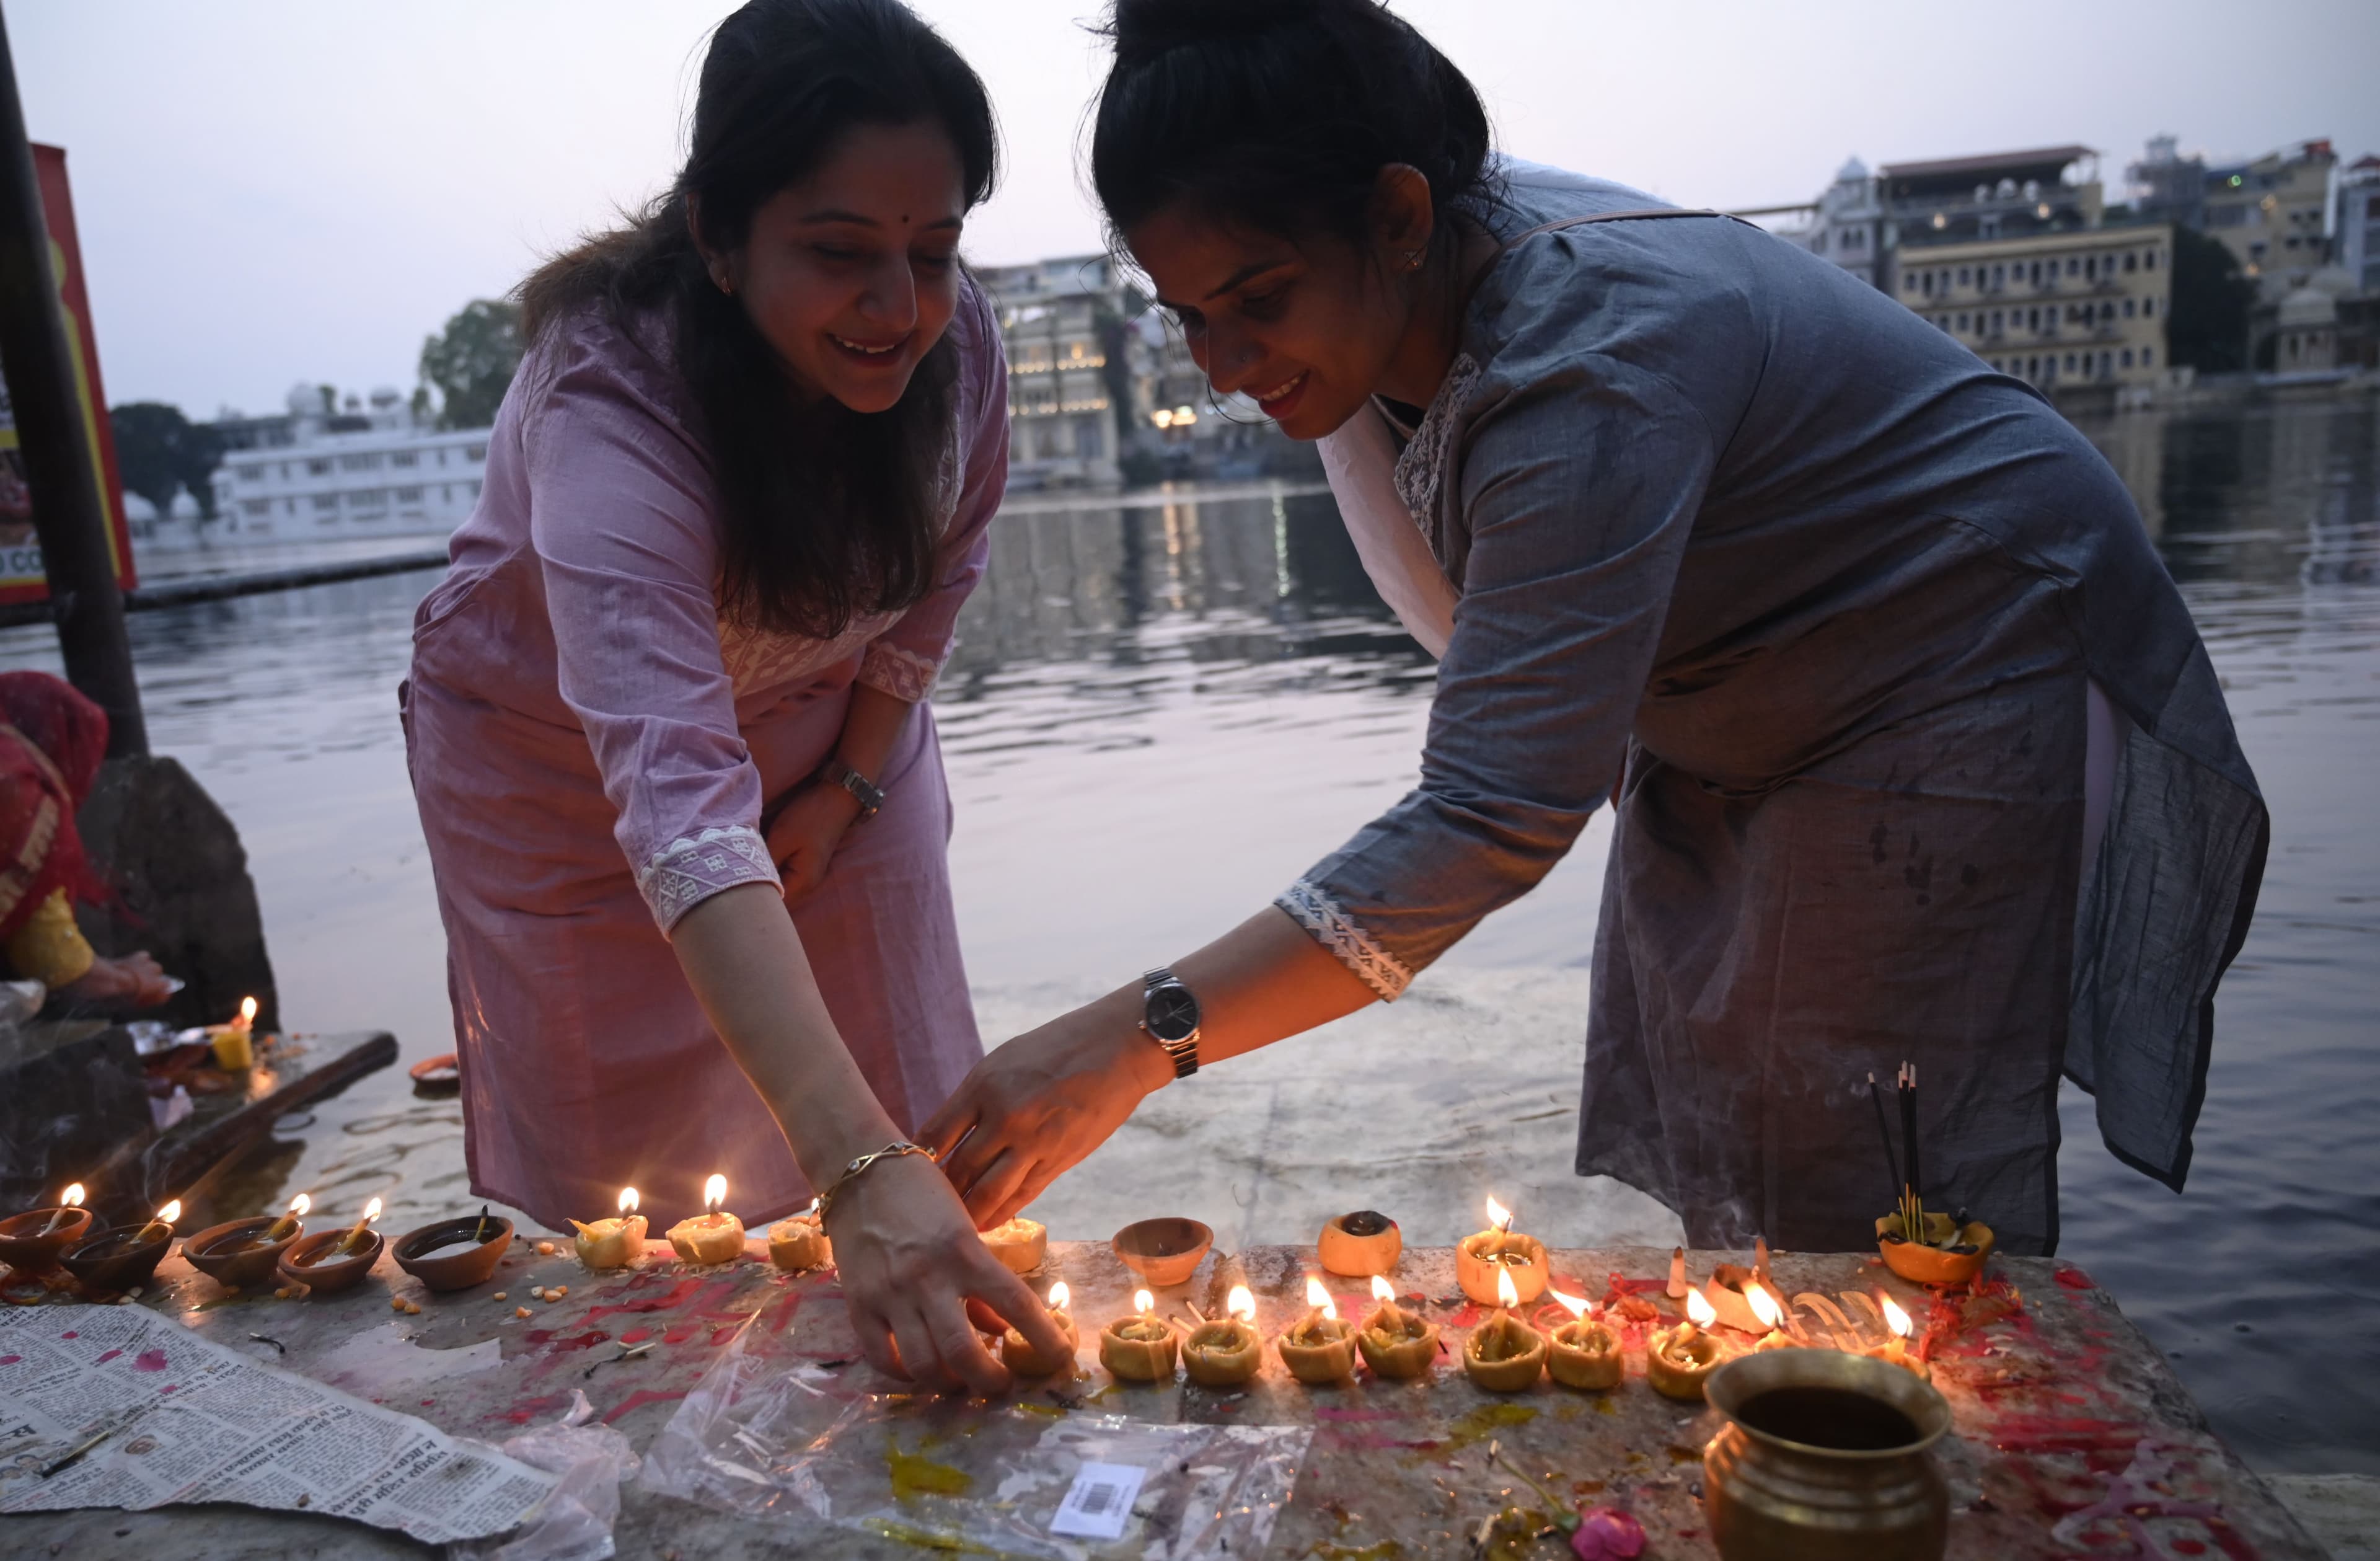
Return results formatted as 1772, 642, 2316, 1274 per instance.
402, 0, 1064, 1394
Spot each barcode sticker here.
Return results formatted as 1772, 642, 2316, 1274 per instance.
1049, 1459, 1147, 1540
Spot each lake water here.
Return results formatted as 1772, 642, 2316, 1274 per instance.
2, 399, 2372, 1474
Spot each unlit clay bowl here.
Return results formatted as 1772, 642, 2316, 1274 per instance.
1111, 1216, 1212, 1289
1317, 1210, 1401, 1277
185, 1216, 301, 1291
0, 1207, 94, 1271
278, 1229, 385, 1294
1874, 1214, 1994, 1286
391, 1216, 513, 1291
61, 1227, 172, 1294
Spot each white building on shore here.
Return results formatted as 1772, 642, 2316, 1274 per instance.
195, 384, 490, 546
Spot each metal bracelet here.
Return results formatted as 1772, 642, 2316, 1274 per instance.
816, 1140, 931, 1226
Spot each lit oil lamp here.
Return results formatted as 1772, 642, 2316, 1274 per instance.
1276, 1276, 1357, 1385
256, 1192, 310, 1247
38, 1182, 86, 1237
1462, 1267, 1548, 1392
767, 1196, 831, 1273
208, 997, 259, 1071
980, 1216, 1046, 1275
1745, 1281, 1797, 1351
1543, 1286, 1622, 1391
1355, 1272, 1438, 1380
1457, 1194, 1548, 1306
1866, 1293, 1931, 1382
1000, 1280, 1079, 1377
1183, 1284, 1264, 1387
666, 1174, 746, 1265
1646, 1287, 1727, 1402
572, 1187, 648, 1270
327, 1196, 381, 1257
1098, 1288, 1181, 1382
133, 1198, 183, 1247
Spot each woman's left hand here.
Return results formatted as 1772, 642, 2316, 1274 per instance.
767, 782, 862, 905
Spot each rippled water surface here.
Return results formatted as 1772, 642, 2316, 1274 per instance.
1, 402, 2371, 1472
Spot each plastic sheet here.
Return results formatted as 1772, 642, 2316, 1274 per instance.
643, 1322, 1310, 1559
452, 1391, 640, 1561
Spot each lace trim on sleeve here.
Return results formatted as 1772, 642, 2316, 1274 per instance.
1274, 878, 1412, 1002
637, 824, 777, 932
858, 640, 943, 703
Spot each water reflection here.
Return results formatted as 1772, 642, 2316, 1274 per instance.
0, 400, 2370, 1472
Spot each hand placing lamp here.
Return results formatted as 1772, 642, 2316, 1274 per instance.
573, 1187, 646, 1270
1000, 1280, 1079, 1377
667, 1175, 746, 1265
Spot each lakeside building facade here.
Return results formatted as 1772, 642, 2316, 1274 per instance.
2202, 139, 2338, 292
200, 384, 488, 542
1897, 225, 2173, 389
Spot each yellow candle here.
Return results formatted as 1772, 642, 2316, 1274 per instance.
258, 1192, 310, 1247
572, 1187, 648, 1270
37, 1182, 85, 1236
333, 1196, 382, 1255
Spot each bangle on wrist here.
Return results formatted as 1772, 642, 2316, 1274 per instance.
816, 1139, 930, 1225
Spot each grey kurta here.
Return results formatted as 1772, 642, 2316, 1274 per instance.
1279, 164, 2267, 1255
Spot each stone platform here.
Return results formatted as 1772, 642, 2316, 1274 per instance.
0, 1237, 2329, 1559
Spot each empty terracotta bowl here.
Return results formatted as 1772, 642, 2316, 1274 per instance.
61, 1227, 172, 1294
1111, 1217, 1213, 1288
185, 1216, 302, 1291
278, 1229, 385, 1294
391, 1216, 513, 1291
0, 1206, 94, 1271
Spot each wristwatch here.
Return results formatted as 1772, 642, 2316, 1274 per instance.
818, 757, 884, 820
1139, 967, 1201, 1079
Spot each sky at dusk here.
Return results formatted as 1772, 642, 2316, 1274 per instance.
12, 0, 2378, 416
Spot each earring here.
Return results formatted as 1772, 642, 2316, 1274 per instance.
713, 270, 733, 296
1403, 249, 1424, 272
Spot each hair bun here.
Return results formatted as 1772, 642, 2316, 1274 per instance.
1103, 0, 1328, 69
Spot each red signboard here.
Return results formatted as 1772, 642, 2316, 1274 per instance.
0, 143, 136, 603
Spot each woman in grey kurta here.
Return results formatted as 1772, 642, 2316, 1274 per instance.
923, 0, 2267, 1257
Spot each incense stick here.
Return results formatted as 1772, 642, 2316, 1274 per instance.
1867, 1071, 1902, 1210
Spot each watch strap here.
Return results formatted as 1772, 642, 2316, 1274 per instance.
819, 758, 884, 820
1140, 966, 1200, 1079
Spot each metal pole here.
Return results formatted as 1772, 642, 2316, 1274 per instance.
0, 3, 146, 756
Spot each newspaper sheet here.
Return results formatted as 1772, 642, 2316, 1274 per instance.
0, 1304, 555, 1544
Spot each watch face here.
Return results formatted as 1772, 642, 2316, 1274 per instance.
1146, 982, 1200, 1043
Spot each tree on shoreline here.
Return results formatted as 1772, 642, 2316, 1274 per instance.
110, 402, 224, 522
418, 299, 524, 430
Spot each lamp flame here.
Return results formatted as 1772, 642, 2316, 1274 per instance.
702, 1174, 726, 1216
1547, 1286, 1591, 1319
1686, 1289, 1717, 1329
1484, 1195, 1514, 1234
618, 1187, 639, 1216
238, 996, 258, 1028
1370, 1275, 1398, 1304
358, 1196, 382, 1225
1304, 1275, 1337, 1322
803, 1196, 820, 1218
1496, 1267, 1520, 1310
1047, 1281, 1069, 1312
287, 1193, 311, 1218
154, 1200, 182, 1227
1133, 1288, 1154, 1317
1882, 1294, 1913, 1340
1226, 1285, 1255, 1322
58, 1183, 84, 1209
1746, 1281, 1782, 1331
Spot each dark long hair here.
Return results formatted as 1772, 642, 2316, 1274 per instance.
1090, 0, 1497, 267
519, 0, 998, 638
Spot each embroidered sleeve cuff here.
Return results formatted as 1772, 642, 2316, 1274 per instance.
858, 640, 944, 703
1274, 878, 1413, 1002
637, 825, 778, 932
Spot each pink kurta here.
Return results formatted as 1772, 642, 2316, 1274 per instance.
402, 280, 1007, 1232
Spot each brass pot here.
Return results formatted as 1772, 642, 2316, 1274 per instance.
1703, 1348, 1952, 1561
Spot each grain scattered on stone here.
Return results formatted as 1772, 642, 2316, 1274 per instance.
515, 1306, 531, 1319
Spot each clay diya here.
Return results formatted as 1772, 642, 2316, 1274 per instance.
1317, 1209, 1401, 1277
1875, 1212, 1994, 1286
1462, 1268, 1548, 1392
392, 1213, 514, 1291
1457, 1195, 1547, 1306
766, 1198, 830, 1273
1276, 1276, 1357, 1385
1183, 1285, 1264, 1387
999, 1280, 1080, 1377
184, 1198, 307, 1292
1111, 1216, 1210, 1289
0, 1183, 92, 1270
1098, 1288, 1181, 1382
667, 1174, 746, 1265
1355, 1273, 1439, 1381
573, 1187, 648, 1271
1542, 1288, 1622, 1391
981, 1216, 1046, 1275
62, 1202, 180, 1296
1700, 1260, 1776, 1335
1862, 1293, 1932, 1382
1647, 1289, 1728, 1402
